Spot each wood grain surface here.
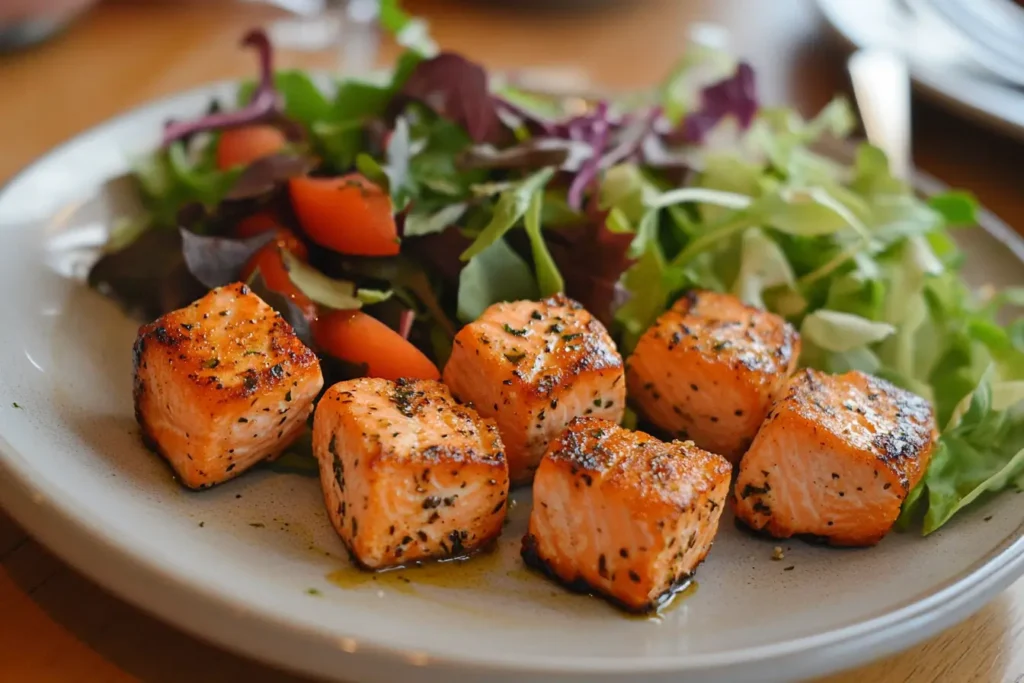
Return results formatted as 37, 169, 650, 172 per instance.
1, 1, 1022, 681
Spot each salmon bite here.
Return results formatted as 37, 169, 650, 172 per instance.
312, 377, 510, 569
626, 290, 800, 463
443, 294, 626, 486
522, 417, 732, 613
132, 283, 324, 489
733, 369, 938, 547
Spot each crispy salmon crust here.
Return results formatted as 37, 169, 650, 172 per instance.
626, 290, 800, 462
443, 294, 625, 486
313, 377, 509, 570
522, 417, 732, 613
132, 282, 323, 489
734, 369, 938, 547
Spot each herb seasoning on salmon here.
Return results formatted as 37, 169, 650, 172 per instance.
626, 290, 800, 462
522, 417, 732, 613
734, 369, 937, 547
443, 294, 626, 486
312, 377, 509, 570
132, 282, 324, 489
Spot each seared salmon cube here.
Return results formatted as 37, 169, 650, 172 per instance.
734, 369, 937, 547
443, 294, 625, 485
132, 282, 323, 489
522, 417, 732, 613
626, 290, 800, 462
312, 377, 509, 569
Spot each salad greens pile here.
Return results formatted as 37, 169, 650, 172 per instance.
89, 6, 1023, 535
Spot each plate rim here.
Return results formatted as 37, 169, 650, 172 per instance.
1, 78, 1023, 681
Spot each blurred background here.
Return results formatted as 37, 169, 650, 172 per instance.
1, 0, 1022, 210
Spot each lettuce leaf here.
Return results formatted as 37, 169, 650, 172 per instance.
899, 370, 1024, 534
457, 237, 538, 322
523, 191, 564, 296
460, 168, 555, 260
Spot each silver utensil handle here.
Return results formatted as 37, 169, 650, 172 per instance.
848, 49, 913, 180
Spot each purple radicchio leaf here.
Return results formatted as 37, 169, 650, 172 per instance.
398, 52, 503, 144
179, 228, 276, 289
162, 29, 281, 145
567, 101, 611, 212
670, 62, 758, 145
602, 105, 663, 168
224, 152, 316, 201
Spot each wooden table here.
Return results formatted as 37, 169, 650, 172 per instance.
1, 1, 1022, 681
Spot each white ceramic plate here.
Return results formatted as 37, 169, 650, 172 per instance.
817, 0, 1024, 142
1, 82, 1023, 683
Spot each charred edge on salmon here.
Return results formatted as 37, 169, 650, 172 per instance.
732, 517, 861, 548
520, 534, 697, 615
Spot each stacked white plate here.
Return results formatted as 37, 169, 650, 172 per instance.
817, 0, 1024, 140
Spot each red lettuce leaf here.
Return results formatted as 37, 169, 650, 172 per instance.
162, 29, 282, 145
87, 229, 206, 322
545, 213, 636, 326
224, 152, 316, 201
398, 52, 502, 144
179, 228, 276, 289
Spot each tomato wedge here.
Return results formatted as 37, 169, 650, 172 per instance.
216, 125, 287, 171
312, 310, 440, 381
240, 229, 317, 320
234, 211, 283, 239
289, 174, 400, 257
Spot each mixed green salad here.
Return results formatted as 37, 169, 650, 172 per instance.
89, 10, 1023, 536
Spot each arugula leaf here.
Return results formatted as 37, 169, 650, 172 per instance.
379, 0, 437, 56
135, 143, 241, 229
457, 237, 539, 322
274, 71, 333, 125
404, 202, 468, 238
599, 163, 659, 224
928, 191, 979, 227
383, 116, 415, 208
614, 240, 668, 354
648, 187, 752, 211
800, 310, 895, 352
236, 70, 331, 126
312, 119, 365, 171
523, 191, 564, 296
282, 251, 391, 310
755, 187, 869, 239
460, 168, 555, 261
899, 370, 1024, 534
732, 227, 801, 311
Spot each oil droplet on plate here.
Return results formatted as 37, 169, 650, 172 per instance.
638, 579, 699, 622
326, 548, 504, 594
